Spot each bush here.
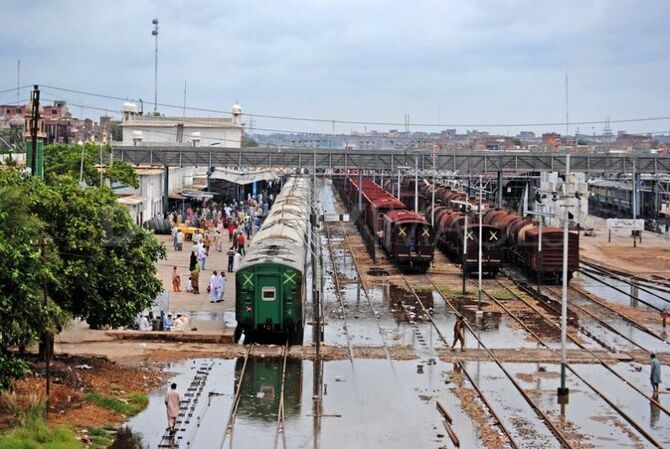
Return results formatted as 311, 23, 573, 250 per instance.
84, 392, 147, 417
0, 417, 82, 449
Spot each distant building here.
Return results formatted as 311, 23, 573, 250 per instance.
120, 102, 244, 148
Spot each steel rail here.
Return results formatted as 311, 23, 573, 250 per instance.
424, 275, 576, 449
580, 265, 670, 306
339, 221, 395, 366
219, 344, 254, 449
323, 221, 355, 363
563, 284, 669, 345
496, 278, 670, 442
273, 343, 290, 449
402, 275, 520, 449
539, 286, 649, 353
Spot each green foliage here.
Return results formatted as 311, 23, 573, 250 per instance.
0, 416, 82, 449
43, 143, 139, 188
511, 137, 523, 146
31, 176, 166, 328
0, 168, 165, 390
84, 392, 148, 416
0, 177, 59, 390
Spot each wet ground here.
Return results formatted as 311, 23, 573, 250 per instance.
112, 178, 670, 448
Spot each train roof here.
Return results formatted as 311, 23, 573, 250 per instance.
238, 177, 310, 273
384, 210, 429, 224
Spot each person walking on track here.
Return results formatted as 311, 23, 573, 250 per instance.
651, 353, 662, 396
451, 315, 466, 352
165, 383, 181, 436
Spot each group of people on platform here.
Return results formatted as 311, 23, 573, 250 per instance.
169, 190, 277, 299
135, 311, 191, 332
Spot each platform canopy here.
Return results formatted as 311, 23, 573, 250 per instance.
209, 168, 279, 185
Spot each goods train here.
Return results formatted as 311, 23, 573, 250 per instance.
235, 177, 310, 344
399, 179, 579, 282
234, 356, 302, 420
334, 176, 435, 272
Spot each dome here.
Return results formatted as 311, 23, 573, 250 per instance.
8, 116, 24, 127
123, 102, 139, 113
232, 104, 242, 114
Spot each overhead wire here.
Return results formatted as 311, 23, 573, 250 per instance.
39, 96, 670, 148
39, 83, 670, 129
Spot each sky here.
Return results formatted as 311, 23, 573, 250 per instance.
1, 0, 669, 136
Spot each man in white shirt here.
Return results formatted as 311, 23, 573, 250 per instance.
217, 272, 226, 302
198, 244, 207, 270
176, 230, 184, 251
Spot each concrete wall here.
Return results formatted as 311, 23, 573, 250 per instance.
121, 125, 242, 148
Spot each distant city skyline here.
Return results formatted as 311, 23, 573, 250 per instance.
1, 0, 669, 136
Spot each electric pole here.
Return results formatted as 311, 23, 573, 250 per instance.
29, 85, 40, 177
152, 18, 159, 114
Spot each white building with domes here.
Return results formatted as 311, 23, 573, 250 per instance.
119, 102, 244, 148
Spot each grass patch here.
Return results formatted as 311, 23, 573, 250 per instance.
0, 416, 83, 448
489, 288, 518, 300
84, 392, 148, 417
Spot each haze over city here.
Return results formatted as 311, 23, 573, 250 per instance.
1, 0, 669, 135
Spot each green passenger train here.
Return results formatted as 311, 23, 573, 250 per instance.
235, 177, 311, 344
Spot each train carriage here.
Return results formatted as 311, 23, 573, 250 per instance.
382, 210, 434, 272
235, 178, 311, 344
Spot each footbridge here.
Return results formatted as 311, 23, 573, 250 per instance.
112, 146, 670, 174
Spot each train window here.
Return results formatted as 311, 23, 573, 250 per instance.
262, 287, 276, 301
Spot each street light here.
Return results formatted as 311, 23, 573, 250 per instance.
151, 18, 159, 114
558, 153, 571, 403
452, 198, 471, 296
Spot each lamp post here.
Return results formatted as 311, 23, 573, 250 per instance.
452, 198, 471, 295
151, 18, 159, 114
477, 175, 483, 314
558, 153, 571, 403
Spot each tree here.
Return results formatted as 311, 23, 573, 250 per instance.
31, 176, 166, 328
0, 168, 165, 390
43, 143, 139, 188
0, 173, 61, 390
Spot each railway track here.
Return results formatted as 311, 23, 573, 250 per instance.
399, 274, 520, 449
323, 220, 355, 363
273, 343, 290, 449
420, 274, 575, 448
338, 220, 395, 367
490, 277, 668, 447
547, 285, 669, 347
219, 344, 254, 449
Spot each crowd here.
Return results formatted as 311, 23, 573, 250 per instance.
168, 188, 279, 307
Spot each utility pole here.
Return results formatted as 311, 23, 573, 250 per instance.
41, 239, 51, 420
414, 155, 418, 213
152, 18, 159, 114
29, 85, 40, 177
357, 170, 363, 304
558, 153, 570, 404
477, 175, 483, 314
431, 151, 436, 227
462, 193, 469, 295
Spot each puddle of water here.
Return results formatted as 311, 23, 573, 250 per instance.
579, 272, 670, 312
113, 358, 484, 449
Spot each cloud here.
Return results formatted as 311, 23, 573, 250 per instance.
0, 0, 668, 134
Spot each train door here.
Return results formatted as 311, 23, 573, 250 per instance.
255, 273, 281, 329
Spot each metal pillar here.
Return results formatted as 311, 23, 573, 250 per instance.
462, 194, 469, 295
477, 175, 483, 312
558, 154, 570, 402
431, 152, 436, 227
497, 171, 503, 208
163, 165, 169, 218
414, 155, 419, 213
